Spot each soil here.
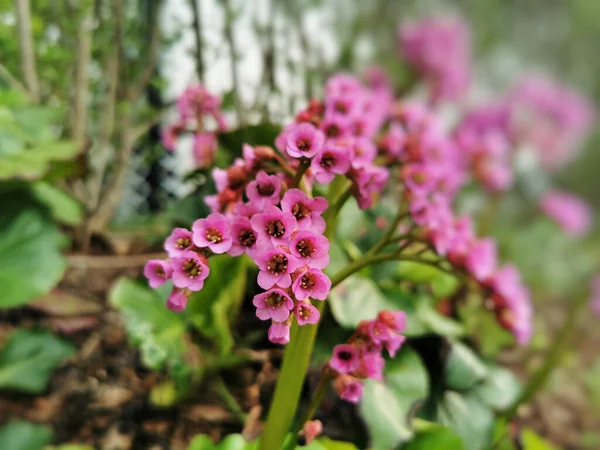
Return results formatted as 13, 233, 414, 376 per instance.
1, 254, 599, 449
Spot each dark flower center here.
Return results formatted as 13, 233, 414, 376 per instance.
266, 292, 286, 307
296, 139, 311, 152
239, 229, 256, 247
352, 121, 363, 136
206, 227, 223, 243
257, 182, 275, 196
176, 237, 191, 249
335, 101, 348, 114
296, 238, 315, 258
338, 350, 353, 361
183, 259, 202, 278
291, 202, 311, 219
325, 124, 340, 138
301, 273, 315, 290
267, 253, 288, 274
156, 266, 166, 277
320, 153, 336, 169
266, 219, 286, 238
298, 305, 310, 319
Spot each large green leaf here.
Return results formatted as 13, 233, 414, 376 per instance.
0, 420, 53, 450
360, 347, 429, 450
109, 278, 188, 372
0, 194, 67, 308
30, 181, 83, 225
0, 329, 75, 393
472, 364, 521, 411
403, 421, 465, 450
329, 277, 464, 338
0, 141, 80, 180
444, 341, 488, 391
185, 255, 248, 355
188, 434, 356, 450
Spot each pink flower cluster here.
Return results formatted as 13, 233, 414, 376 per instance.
398, 16, 471, 102
162, 84, 228, 168
590, 275, 600, 316
510, 76, 596, 171
329, 311, 407, 403
539, 190, 593, 237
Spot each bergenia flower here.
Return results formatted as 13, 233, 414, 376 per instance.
167, 288, 189, 312
192, 132, 217, 168
301, 420, 323, 446
228, 216, 259, 257
286, 123, 325, 159
192, 213, 232, 254
333, 375, 364, 404
144, 260, 173, 289
171, 251, 210, 291
268, 322, 291, 345
465, 238, 497, 282
253, 289, 294, 322
291, 268, 331, 300
289, 230, 330, 269
329, 344, 360, 374
251, 206, 297, 247
312, 142, 352, 184
539, 190, 592, 237
164, 228, 194, 257
280, 189, 328, 233
255, 248, 302, 289
295, 300, 320, 326
246, 170, 282, 210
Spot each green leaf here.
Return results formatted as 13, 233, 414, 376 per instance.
0, 198, 67, 308
404, 422, 465, 450
185, 255, 248, 355
0, 141, 80, 180
445, 341, 488, 391
472, 364, 521, 411
360, 347, 429, 449
30, 182, 82, 225
521, 428, 559, 450
218, 123, 282, 154
187, 434, 354, 450
0, 420, 53, 450
0, 329, 75, 393
108, 278, 188, 372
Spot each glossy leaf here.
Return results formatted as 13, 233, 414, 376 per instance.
472, 364, 521, 411
444, 341, 488, 391
0, 329, 75, 393
30, 181, 83, 225
360, 347, 429, 449
404, 421, 465, 450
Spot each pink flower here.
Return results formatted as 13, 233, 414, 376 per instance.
250, 206, 297, 247
292, 268, 331, 301
246, 171, 282, 210
268, 322, 291, 345
351, 137, 377, 168
252, 288, 294, 322
228, 216, 259, 257
144, 259, 173, 289
286, 123, 325, 159
301, 420, 323, 445
334, 375, 364, 404
171, 251, 210, 291
289, 230, 330, 269
311, 142, 352, 184
590, 275, 600, 316
164, 228, 194, 257
280, 189, 328, 233
378, 310, 407, 333
330, 344, 360, 374
167, 289, 189, 312
161, 124, 180, 151
360, 353, 385, 380
192, 213, 232, 254
295, 300, 320, 326
320, 115, 351, 139
350, 165, 390, 210
465, 238, 497, 282
255, 248, 302, 289
192, 132, 217, 168
539, 190, 592, 237
383, 334, 407, 358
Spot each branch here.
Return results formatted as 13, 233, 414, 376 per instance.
70, 5, 93, 142
14, 0, 40, 102
0, 63, 31, 99
190, 0, 205, 83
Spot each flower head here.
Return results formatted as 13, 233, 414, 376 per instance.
250, 206, 297, 247
164, 228, 194, 257
286, 123, 325, 159
228, 216, 259, 257
291, 267, 331, 301
280, 189, 328, 233
268, 322, 291, 345
253, 288, 294, 322
289, 230, 330, 269
192, 213, 232, 254
171, 251, 210, 291
295, 300, 320, 326
312, 142, 352, 184
246, 170, 282, 210
333, 375, 364, 404
329, 344, 360, 374
144, 259, 173, 289
255, 248, 302, 289
540, 190, 592, 237
167, 288, 189, 312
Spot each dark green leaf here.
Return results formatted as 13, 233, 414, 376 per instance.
404, 421, 465, 450
444, 341, 488, 391
0, 329, 75, 393
472, 364, 521, 411
30, 181, 83, 225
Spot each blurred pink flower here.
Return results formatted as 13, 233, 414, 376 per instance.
539, 190, 593, 237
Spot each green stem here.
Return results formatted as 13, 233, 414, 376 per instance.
284, 370, 333, 450
214, 376, 247, 423
291, 158, 311, 189
366, 210, 408, 256
501, 289, 589, 420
